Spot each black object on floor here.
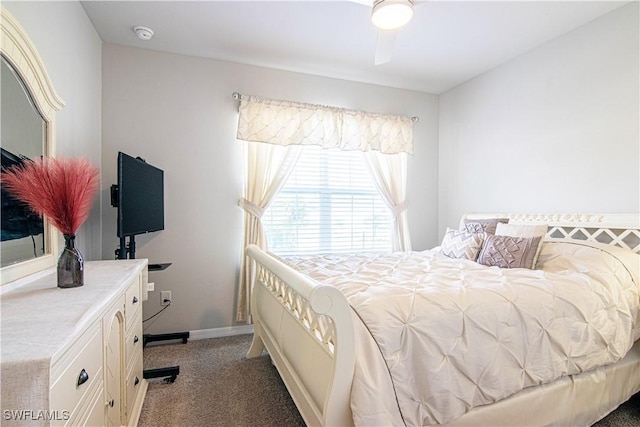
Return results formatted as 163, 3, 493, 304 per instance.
142, 332, 189, 383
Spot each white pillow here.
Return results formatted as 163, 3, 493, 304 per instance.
495, 223, 548, 268
539, 240, 640, 286
441, 228, 484, 261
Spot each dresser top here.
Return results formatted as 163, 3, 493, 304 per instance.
0, 260, 147, 364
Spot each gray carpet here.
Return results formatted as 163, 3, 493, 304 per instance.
139, 334, 639, 427
139, 334, 304, 427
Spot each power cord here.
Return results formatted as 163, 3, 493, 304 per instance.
143, 301, 171, 323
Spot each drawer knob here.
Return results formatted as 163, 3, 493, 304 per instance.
133, 335, 139, 344
109, 399, 114, 408
134, 376, 140, 386
77, 369, 89, 387
132, 296, 139, 304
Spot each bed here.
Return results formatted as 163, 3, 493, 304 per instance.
245, 213, 640, 426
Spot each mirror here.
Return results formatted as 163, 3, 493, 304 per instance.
1, 6, 64, 285
1, 57, 47, 267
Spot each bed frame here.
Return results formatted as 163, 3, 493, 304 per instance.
245, 213, 640, 426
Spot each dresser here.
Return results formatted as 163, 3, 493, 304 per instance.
0, 260, 148, 426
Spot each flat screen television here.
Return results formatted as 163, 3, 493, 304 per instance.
115, 152, 164, 238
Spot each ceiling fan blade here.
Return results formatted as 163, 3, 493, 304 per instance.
374, 29, 397, 65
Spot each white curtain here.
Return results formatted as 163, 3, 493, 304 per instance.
363, 151, 412, 251
236, 141, 301, 323
235, 94, 414, 322
237, 95, 414, 154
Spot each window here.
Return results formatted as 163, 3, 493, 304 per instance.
263, 146, 392, 255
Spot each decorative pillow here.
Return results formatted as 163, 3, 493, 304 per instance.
463, 218, 509, 235
496, 223, 548, 268
477, 234, 542, 269
441, 228, 484, 261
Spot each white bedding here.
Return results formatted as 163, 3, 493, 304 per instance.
281, 241, 640, 426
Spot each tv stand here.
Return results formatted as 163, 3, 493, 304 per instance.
143, 331, 189, 346
141, 262, 189, 384
142, 332, 189, 383
148, 263, 171, 271
142, 330, 189, 383
114, 245, 189, 384
142, 366, 180, 384
115, 235, 137, 259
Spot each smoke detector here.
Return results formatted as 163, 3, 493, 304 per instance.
133, 26, 154, 41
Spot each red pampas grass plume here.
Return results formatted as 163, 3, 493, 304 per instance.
1, 156, 100, 236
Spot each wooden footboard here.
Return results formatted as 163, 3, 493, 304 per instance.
245, 244, 355, 427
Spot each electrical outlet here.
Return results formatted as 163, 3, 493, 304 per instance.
147, 282, 155, 292
161, 291, 172, 306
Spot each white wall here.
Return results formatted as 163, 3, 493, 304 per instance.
438, 2, 639, 234
101, 44, 438, 335
4, 1, 103, 260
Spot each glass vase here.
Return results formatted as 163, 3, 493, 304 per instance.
57, 234, 84, 288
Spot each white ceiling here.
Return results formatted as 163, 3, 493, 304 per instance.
80, 0, 630, 94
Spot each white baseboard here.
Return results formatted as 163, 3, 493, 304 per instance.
189, 324, 254, 341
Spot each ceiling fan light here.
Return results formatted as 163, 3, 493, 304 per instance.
371, 0, 414, 30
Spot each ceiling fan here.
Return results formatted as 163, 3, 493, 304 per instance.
351, 0, 421, 65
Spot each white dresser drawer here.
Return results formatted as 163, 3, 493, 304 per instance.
80, 385, 106, 427
125, 351, 144, 421
50, 323, 103, 419
125, 276, 142, 327
63, 375, 104, 427
125, 318, 143, 368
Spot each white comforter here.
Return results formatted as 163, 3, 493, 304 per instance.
282, 241, 640, 426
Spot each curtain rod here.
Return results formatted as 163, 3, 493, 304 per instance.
232, 92, 419, 123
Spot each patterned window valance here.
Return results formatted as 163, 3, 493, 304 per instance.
236, 94, 414, 155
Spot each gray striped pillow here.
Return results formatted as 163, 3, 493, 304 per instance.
441, 228, 485, 260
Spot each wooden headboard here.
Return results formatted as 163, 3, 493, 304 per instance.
461, 213, 640, 254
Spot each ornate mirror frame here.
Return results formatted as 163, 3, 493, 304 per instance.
1, 6, 65, 285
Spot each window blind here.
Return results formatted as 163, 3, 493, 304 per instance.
263, 146, 392, 255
